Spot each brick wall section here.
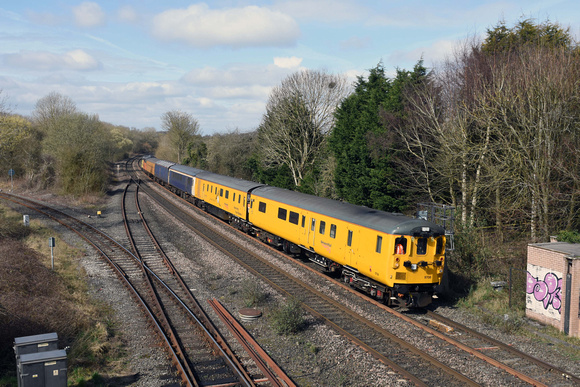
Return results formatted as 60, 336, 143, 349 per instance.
527, 243, 580, 337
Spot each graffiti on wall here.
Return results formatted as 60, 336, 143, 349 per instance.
526, 263, 562, 320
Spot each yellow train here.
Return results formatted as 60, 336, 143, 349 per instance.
141, 156, 446, 307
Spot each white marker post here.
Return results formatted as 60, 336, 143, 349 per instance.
49, 237, 55, 270
8, 169, 15, 192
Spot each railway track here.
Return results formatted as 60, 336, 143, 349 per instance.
131, 167, 478, 387
423, 310, 580, 386
0, 186, 294, 386
132, 160, 579, 387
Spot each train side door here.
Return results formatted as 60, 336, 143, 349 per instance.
346, 226, 357, 267
307, 217, 316, 249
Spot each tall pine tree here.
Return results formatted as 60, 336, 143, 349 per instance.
329, 61, 427, 212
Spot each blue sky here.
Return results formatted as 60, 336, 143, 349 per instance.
1, 1, 579, 134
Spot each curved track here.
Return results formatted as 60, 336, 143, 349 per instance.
0, 187, 290, 386
132, 165, 479, 387
133, 159, 579, 387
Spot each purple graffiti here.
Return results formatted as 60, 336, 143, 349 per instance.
527, 271, 562, 314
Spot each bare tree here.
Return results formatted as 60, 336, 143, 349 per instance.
258, 69, 350, 187
399, 36, 580, 240
161, 110, 200, 164
32, 92, 77, 127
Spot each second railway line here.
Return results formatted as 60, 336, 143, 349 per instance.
129, 159, 579, 386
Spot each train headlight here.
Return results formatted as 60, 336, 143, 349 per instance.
393, 257, 400, 269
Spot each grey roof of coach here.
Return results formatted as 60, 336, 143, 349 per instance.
170, 164, 205, 176
196, 171, 265, 192
251, 185, 444, 236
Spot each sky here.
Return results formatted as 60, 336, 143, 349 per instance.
1, 1, 579, 135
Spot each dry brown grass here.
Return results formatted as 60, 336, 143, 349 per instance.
0, 204, 125, 385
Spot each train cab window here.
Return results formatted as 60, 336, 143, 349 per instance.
311, 219, 316, 231
301, 215, 306, 228
319, 221, 326, 235
417, 237, 427, 255
289, 211, 299, 225
225, 190, 229, 199
347, 230, 353, 247
436, 237, 444, 254
259, 202, 266, 213
278, 207, 287, 221
376, 236, 383, 253
220, 188, 224, 197
394, 237, 407, 255
330, 224, 336, 239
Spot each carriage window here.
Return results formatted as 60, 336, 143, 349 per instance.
225, 190, 229, 199
311, 219, 316, 231
330, 224, 336, 239
259, 202, 266, 213
347, 230, 353, 246
394, 237, 407, 255
220, 188, 224, 197
319, 221, 326, 235
289, 211, 299, 225
278, 207, 287, 220
233, 193, 235, 201
301, 215, 306, 228
436, 237, 444, 254
417, 237, 427, 255
376, 236, 383, 253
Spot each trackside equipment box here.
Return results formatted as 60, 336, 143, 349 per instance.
18, 350, 67, 387
14, 333, 59, 357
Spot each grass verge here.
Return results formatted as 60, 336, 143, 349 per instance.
0, 204, 126, 386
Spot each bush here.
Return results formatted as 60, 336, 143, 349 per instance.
241, 279, 268, 307
271, 297, 305, 335
556, 230, 580, 243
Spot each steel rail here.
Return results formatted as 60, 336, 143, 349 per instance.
0, 192, 195, 386
426, 310, 580, 385
207, 298, 296, 387
132, 182, 479, 387
121, 182, 199, 386
127, 179, 255, 386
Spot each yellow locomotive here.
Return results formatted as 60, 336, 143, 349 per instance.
141, 156, 446, 307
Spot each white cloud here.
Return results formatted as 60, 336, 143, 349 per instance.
274, 56, 302, 69
152, 3, 300, 48
72, 2, 106, 28
2, 49, 101, 71
117, 5, 138, 23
